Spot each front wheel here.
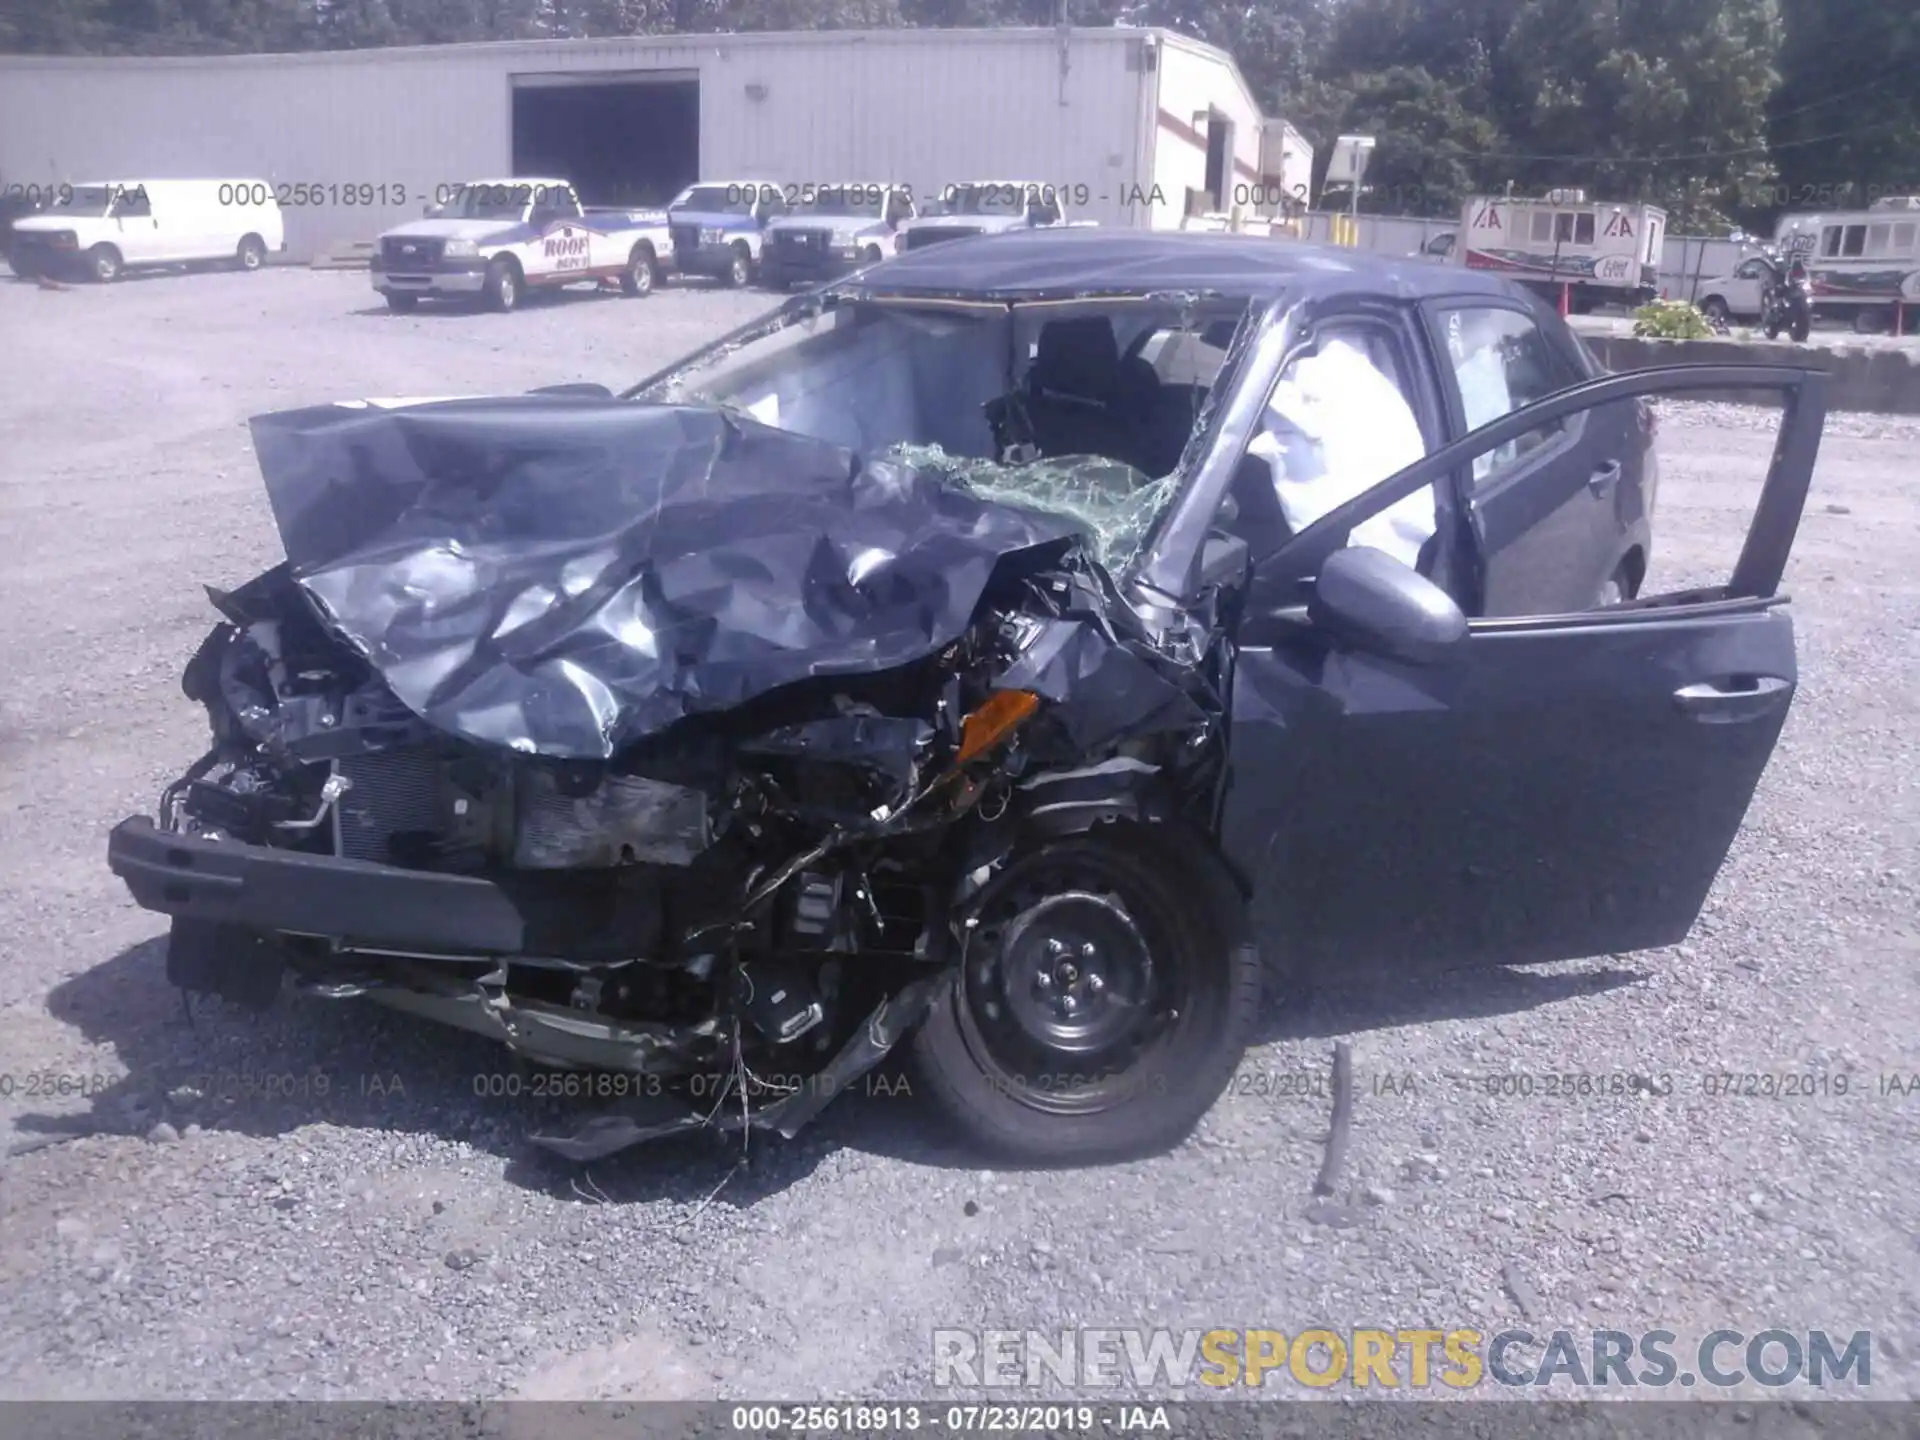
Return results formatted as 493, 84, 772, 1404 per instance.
483, 257, 519, 312
909, 834, 1259, 1164
1789, 315, 1810, 343
88, 244, 122, 283
384, 292, 419, 313
1763, 316, 1781, 339
724, 246, 752, 288
1699, 295, 1730, 324
236, 234, 267, 271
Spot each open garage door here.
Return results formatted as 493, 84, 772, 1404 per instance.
511, 71, 699, 209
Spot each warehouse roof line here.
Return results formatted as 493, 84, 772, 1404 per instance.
0, 24, 1241, 76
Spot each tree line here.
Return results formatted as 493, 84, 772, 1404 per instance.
2, 0, 1914, 230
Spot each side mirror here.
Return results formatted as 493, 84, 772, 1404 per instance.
1309, 546, 1467, 665
423, 203, 443, 218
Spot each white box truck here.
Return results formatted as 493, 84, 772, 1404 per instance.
1457, 191, 1666, 311
1771, 197, 1920, 333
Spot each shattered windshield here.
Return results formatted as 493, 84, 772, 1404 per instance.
893, 445, 1180, 570
636, 294, 1251, 569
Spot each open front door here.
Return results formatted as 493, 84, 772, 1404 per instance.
1217, 364, 1827, 975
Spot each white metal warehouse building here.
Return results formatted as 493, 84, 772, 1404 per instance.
0, 26, 1313, 262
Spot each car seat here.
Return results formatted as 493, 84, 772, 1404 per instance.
1022, 317, 1133, 462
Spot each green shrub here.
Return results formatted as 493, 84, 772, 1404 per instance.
1632, 300, 1716, 340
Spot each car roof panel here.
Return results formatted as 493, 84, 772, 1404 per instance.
848, 227, 1529, 304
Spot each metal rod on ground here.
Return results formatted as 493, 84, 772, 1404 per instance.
1312, 1040, 1354, 1197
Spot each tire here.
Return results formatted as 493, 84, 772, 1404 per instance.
9, 250, 38, 281
1790, 315, 1810, 343
384, 292, 419, 313
87, 244, 122, 283
724, 245, 752, 288
909, 832, 1260, 1164
1763, 317, 1781, 340
1596, 554, 1642, 609
619, 244, 657, 297
861, 244, 883, 266
483, 257, 519, 312
1850, 308, 1887, 335
236, 234, 267, 271
1699, 296, 1730, 324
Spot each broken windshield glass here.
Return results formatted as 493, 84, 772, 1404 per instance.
632, 293, 1255, 569
885, 444, 1179, 571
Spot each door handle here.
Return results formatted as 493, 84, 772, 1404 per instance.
1673, 675, 1792, 723
1588, 460, 1622, 494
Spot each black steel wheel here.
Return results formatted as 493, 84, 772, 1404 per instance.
910, 832, 1259, 1163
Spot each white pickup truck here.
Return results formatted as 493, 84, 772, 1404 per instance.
894, 182, 1080, 253
371, 177, 671, 313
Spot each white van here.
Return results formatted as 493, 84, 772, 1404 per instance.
8, 178, 285, 282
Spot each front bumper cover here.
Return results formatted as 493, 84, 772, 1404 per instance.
107, 815, 526, 954
762, 249, 863, 282
372, 257, 488, 295
672, 243, 751, 277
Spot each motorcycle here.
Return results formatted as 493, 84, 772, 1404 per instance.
1761, 259, 1813, 343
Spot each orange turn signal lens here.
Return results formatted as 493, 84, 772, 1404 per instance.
956, 690, 1041, 766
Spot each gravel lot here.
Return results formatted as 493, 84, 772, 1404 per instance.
1, 268, 1916, 1405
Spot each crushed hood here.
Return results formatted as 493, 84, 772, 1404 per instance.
246, 397, 1089, 760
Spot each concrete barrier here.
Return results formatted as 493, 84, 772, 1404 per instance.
1586, 334, 1920, 415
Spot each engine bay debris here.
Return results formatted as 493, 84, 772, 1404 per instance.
111, 388, 1234, 1161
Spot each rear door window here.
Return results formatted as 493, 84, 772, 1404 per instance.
1434, 306, 1583, 489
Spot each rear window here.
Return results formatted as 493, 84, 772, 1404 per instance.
1135, 326, 1233, 388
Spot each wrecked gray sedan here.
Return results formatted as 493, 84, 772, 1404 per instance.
108, 230, 1828, 1164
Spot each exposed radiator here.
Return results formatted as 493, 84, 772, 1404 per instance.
332, 750, 442, 863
